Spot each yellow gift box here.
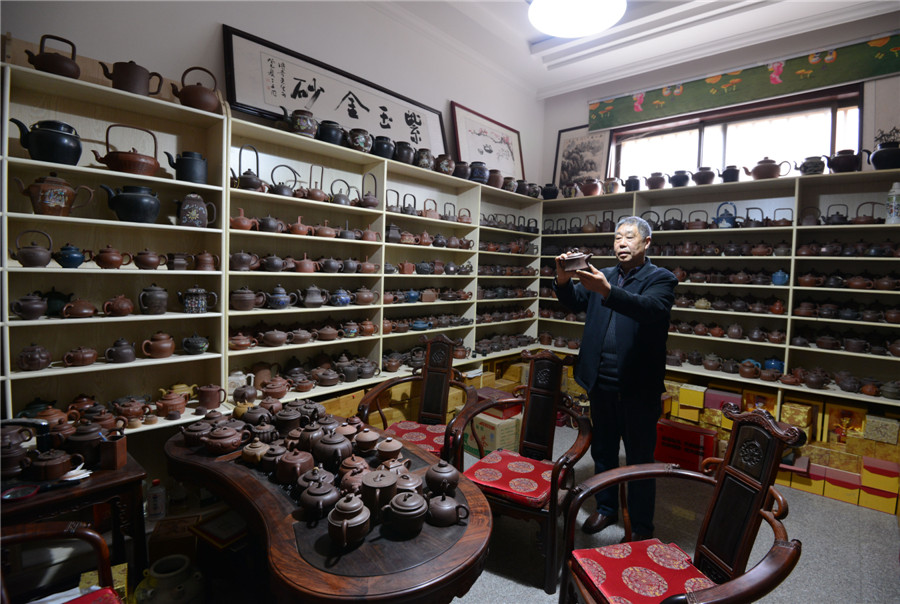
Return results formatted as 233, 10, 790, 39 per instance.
823, 467, 860, 505
864, 415, 900, 445
791, 463, 825, 495
859, 486, 898, 514
676, 405, 700, 423
861, 457, 900, 493
701, 407, 722, 426
80, 562, 128, 600
678, 384, 706, 409
780, 401, 813, 427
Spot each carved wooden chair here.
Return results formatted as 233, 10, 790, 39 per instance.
559, 402, 807, 604
1, 521, 119, 604
444, 349, 592, 594
357, 334, 477, 460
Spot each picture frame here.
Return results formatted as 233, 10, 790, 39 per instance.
222, 25, 446, 155
451, 101, 525, 181
552, 125, 610, 187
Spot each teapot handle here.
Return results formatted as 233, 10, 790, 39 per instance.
362, 170, 377, 192
716, 201, 737, 218
39, 34, 77, 60
15, 229, 52, 253
331, 177, 350, 194
773, 207, 793, 221
239, 144, 259, 175
181, 65, 218, 90
106, 123, 158, 160
271, 164, 300, 187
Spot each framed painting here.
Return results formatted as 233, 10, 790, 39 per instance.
552, 125, 610, 187
223, 25, 446, 154
451, 101, 525, 181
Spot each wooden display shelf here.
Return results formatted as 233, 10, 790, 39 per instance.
5, 211, 223, 235
7, 312, 223, 326
8, 352, 222, 380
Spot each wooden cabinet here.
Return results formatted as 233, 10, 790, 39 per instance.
538, 170, 900, 411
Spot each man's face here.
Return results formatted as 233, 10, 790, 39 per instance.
614, 224, 650, 268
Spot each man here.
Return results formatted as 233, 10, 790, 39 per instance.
553, 216, 676, 540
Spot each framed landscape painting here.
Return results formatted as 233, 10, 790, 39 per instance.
552, 125, 610, 187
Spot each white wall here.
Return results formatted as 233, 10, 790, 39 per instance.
3, 2, 897, 185
1, 1, 546, 181
542, 18, 900, 182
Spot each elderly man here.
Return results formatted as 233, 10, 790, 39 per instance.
553, 216, 676, 540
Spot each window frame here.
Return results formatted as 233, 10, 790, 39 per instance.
608, 84, 862, 178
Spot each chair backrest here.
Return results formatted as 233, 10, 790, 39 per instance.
417, 334, 457, 425
516, 350, 570, 461
694, 402, 807, 583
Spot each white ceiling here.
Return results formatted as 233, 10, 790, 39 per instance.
377, 1, 900, 100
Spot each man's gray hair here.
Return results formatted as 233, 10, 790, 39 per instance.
616, 215, 652, 238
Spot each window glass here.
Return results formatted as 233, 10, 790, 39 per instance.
618, 129, 699, 179
724, 109, 832, 176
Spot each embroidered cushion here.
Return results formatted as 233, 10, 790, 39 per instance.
464, 448, 555, 507
384, 420, 445, 454
571, 538, 716, 603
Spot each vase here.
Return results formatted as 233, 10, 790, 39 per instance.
134, 554, 204, 604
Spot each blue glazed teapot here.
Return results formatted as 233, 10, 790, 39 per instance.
714, 201, 738, 228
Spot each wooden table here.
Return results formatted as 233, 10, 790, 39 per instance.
1, 455, 148, 590
164, 429, 492, 604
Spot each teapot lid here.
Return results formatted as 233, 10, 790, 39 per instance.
34, 172, 71, 186
244, 438, 268, 452
184, 284, 206, 293
758, 157, 776, 164
33, 119, 78, 135
390, 492, 427, 513
333, 493, 366, 515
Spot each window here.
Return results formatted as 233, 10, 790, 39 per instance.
611, 86, 860, 179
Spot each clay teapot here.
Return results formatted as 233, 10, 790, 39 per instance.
92, 124, 158, 176
827, 149, 869, 173
9, 118, 82, 165
743, 157, 790, 180
25, 34, 81, 78
171, 66, 219, 113
10, 229, 53, 267
14, 172, 94, 217
200, 426, 251, 456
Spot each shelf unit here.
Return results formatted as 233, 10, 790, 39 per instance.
4, 61, 899, 430
538, 168, 900, 413
2, 63, 227, 424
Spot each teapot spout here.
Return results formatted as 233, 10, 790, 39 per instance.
170, 82, 181, 99
99, 184, 117, 206
99, 61, 114, 81
164, 151, 178, 169
9, 118, 30, 149
742, 166, 753, 176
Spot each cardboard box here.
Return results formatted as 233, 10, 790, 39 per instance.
502, 362, 530, 383
846, 434, 876, 457
678, 384, 707, 409
463, 413, 522, 456
676, 405, 700, 423
149, 515, 200, 563
783, 395, 825, 441
862, 457, 900, 493
481, 371, 496, 388
865, 415, 900, 445
823, 467, 860, 504
781, 401, 813, 428
874, 441, 900, 464
791, 462, 826, 495
859, 486, 898, 514
493, 378, 520, 393
654, 419, 717, 472
828, 449, 861, 473
700, 407, 722, 427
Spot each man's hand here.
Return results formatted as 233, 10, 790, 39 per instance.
576, 265, 611, 297
554, 252, 578, 285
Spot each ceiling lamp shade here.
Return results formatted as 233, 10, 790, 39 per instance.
528, 0, 627, 39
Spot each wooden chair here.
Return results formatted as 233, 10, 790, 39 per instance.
1, 521, 120, 604
558, 402, 807, 604
357, 334, 477, 461
444, 349, 592, 594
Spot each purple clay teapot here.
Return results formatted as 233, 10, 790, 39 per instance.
743, 157, 790, 180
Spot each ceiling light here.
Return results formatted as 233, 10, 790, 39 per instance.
528, 0, 627, 39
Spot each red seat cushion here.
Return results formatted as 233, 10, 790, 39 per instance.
572, 538, 716, 603
385, 420, 446, 454
464, 448, 555, 507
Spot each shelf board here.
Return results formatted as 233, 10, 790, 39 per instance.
8, 64, 224, 126
230, 119, 379, 167
8, 311, 223, 327
118, 403, 234, 436
479, 225, 540, 237
667, 332, 787, 348
666, 363, 900, 408
6, 211, 222, 235
228, 305, 375, 317
228, 229, 383, 248
383, 211, 479, 231
228, 187, 383, 217
675, 282, 789, 290
476, 297, 538, 304
790, 316, 900, 329
474, 317, 536, 328
7, 157, 225, 192
7, 265, 222, 275
381, 325, 472, 340
789, 344, 900, 361
9, 352, 222, 380
227, 336, 380, 357
671, 307, 789, 320
793, 286, 900, 296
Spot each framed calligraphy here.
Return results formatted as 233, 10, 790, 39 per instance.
451, 101, 524, 181
223, 25, 446, 154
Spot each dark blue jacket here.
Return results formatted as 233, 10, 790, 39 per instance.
553, 261, 676, 398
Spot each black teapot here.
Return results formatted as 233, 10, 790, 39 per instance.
10, 118, 82, 165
